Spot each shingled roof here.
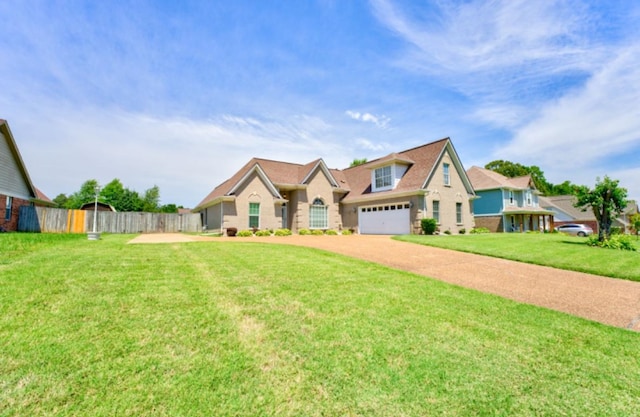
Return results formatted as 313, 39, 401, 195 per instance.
195, 137, 473, 210
195, 157, 345, 209
467, 166, 535, 191
340, 138, 472, 202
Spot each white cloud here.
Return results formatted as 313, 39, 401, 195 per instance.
8, 103, 351, 208
345, 110, 390, 128
355, 138, 388, 152
500, 45, 640, 167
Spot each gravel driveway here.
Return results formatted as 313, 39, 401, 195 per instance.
129, 233, 640, 331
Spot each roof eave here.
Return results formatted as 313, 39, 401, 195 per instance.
341, 189, 428, 205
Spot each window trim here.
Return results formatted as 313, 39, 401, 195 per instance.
248, 202, 260, 229
374, 165, 393, 191
443, 163, 450, 186
5, 196, 12, 221
309, 198, 328, 229
432, 200, 440, 224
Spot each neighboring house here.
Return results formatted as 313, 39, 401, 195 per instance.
194, 137, 476, 235
467, 166, 554, 233
0, 119, 54, 231
540, 196, 639, 234
538, 195, 598, 233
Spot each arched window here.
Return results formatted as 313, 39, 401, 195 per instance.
309, 198, 328, 229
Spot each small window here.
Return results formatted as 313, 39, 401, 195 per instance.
5, 196, 12, 221
433, 200, 440, 224
443, 163, 450, 186
509, 190, 514, 205
526, 191, 532, 206
456, 202, 462, 224
374, 166, 393, 189
249, 202, 260, 228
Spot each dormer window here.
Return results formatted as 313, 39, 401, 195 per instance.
374, 166, 393, 189
369, 155, 412, 193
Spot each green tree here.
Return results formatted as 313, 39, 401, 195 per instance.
574, 176, 628, 242
65, 179, 100, 209
100, 179, 126, 210
630, 213, 640, 239
350, 158, 368, 167
52, 193, 69, 208
142, 185, 160, 212
549, 180, 582, 196
159, 204, 179, 213
101, 179, 144, 212
484, 160, 551, 195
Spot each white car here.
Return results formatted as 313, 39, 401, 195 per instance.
556, 223, 594, 237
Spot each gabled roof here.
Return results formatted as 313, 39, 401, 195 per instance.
195, 137, 475, 210
195, 157, 344, 210
539, 195, 597, 221
467, 166, 535, 191
34, 187, 56, 207
0, 119, 38, 200
341, 137, 475, 203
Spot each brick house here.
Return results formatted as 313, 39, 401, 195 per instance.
194, 137, 476, 235
1, 119, 54, 231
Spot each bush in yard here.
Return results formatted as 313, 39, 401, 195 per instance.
298, 229, 311, 235
470, 227, 490, 234
459, 228, 466, 234
237, 229, 254, 237
325, 229, 338, 235
311, 229, 325, 235
255, 229, 271, 237
341, 229, 353, 235
587, 234, 637, 251
421, 218, 437, 235
226, 227, 237, 237
274, 228, 292, 236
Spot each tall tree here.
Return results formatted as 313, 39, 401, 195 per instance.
142, 185, 161, 213
574, 176, 628, 241
629, 213, 640, 239
52, 193, 69, 208
484, 160, 551, 195
65, 179, 100, 209
100, 179, 126, 210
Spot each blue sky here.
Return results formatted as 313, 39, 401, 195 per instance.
1, 0, 639, 207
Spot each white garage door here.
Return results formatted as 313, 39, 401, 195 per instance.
359, 203, 411, 235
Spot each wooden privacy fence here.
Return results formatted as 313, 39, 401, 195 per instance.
18, 206, 202, 234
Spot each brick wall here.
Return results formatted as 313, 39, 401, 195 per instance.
474, 215, 504, 233
0, 194, 31, 231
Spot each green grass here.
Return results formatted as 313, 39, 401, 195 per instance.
396, 233, 640, 281
1, 233, 639, 416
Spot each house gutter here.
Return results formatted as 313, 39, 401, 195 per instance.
193, 195, 236, 212
341, 189, 427, 205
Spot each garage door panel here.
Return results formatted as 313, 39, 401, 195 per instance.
359, 206, 410, 235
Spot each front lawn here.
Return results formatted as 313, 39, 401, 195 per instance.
1, 233, 639, 416
395, 233, 640, 281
